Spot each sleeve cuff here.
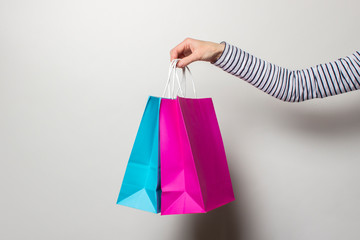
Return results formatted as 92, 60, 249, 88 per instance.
212, 41, 229, 66
211, 41, 245, 77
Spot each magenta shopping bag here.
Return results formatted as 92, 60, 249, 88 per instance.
159, 96, 235, 215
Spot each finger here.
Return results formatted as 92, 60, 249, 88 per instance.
177, 53, 198, 68
170, 39, 189, 61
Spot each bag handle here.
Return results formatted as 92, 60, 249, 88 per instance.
175, 65, 197, 98
162, 59, 197, 99
162, 59, 184, 99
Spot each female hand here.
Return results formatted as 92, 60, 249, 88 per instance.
170, 38, 225, 68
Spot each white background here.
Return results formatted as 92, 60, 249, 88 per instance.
1, 0, 360, 239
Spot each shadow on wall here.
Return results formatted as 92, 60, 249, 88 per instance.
260, 94, 360, 137
177, 153, 253, 240
280, 105, 360, 136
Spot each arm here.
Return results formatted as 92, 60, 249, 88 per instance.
212, 41, 360, 102
170, 38, 360, 102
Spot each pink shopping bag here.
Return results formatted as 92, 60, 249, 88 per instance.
159, 96, 235, 215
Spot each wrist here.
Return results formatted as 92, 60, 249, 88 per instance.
211, 42, 226, 64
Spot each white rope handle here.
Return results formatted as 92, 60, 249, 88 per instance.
179, 65, 197, 98
161, 60, 174, 98
162, 59, 197, 99
162, 59, 184, 99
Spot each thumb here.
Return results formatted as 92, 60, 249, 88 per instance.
177, 54, 198, 68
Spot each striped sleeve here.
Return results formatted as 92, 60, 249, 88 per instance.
212, 41, 360, 102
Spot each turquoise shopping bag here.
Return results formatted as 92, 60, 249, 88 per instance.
116, 96, 161, 213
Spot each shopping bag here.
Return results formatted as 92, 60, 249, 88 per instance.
116, 96, 161, 213
159, 62, 235, 215
116, 60, 180, 213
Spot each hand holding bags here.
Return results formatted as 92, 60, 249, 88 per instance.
117, 60, 235, 215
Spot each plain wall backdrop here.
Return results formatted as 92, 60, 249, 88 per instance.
1, 0, 360, 239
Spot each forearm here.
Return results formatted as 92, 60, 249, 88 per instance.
212, 41, 360, 102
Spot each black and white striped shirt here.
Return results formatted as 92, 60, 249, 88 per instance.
212, 41, 360, 102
